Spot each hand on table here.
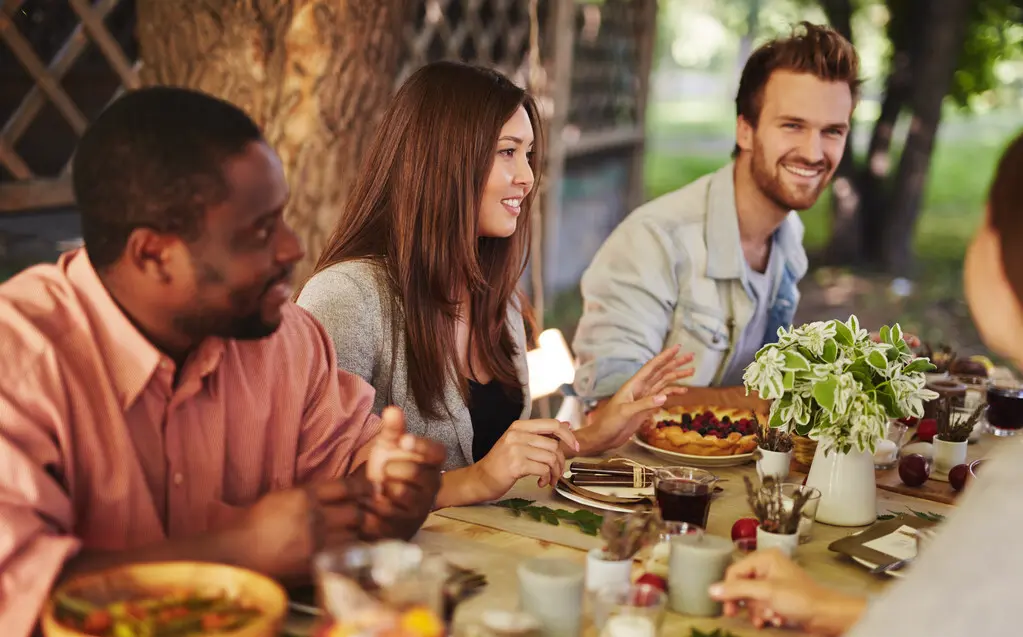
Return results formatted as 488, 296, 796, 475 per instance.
709, 549, 867, 636
473, 419, 580, 498
581, 345, 694, 453
230, 478, 369, 578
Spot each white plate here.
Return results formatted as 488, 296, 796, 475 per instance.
630, 435, 755, 468
553, 483, 637, 513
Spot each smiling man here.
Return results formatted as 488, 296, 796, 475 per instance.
573, 22, 858, 406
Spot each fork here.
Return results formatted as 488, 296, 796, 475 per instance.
870, 557, 912, 574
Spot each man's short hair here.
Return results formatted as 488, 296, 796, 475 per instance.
732, 21, 861, 157
72, 86, 263, 268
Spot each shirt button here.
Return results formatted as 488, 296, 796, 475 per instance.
173, 472, 184, 486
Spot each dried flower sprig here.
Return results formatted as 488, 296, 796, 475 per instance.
754, 416, 793, 453
600, 508, 658, 560
935, 397, 983, 443
743, 476, 810, 534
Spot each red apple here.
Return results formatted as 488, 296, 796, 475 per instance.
899, 453, 931, 487
916, 418, 938, 443
949, 464, 969, 492
635, 572, 667, 593
731, 517, 760, 541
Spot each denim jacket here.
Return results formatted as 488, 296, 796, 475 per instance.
571, 162, 807, 402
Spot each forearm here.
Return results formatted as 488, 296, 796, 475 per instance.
434, 465, 500, 508
807, 591, 867, 637
59, 526, 250, 583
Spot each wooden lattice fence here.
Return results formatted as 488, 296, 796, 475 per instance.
0, 0, 657, 293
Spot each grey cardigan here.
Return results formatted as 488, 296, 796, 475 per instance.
295, 260, 532, 470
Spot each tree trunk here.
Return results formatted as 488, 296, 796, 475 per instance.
818, 0, 860, 264
136, 0, 409, 283
880, 0, 972, 273
856, 43, 914, 264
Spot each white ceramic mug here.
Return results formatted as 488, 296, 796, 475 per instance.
756, 449, 792, 480
756, 526, 799, 558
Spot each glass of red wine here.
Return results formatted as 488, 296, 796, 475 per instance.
986, 382, 1023, 437
653, 467, 719, 527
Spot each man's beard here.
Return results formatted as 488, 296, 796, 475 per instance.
750, 137, 832, 212
173, 304, 280, 342
174, 262, 291, 342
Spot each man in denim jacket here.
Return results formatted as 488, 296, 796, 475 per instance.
573, 23, 859, 408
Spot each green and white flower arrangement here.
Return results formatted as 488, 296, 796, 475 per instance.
743, 315, 939, 455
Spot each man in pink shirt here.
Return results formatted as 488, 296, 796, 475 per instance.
0, 87, 445, 635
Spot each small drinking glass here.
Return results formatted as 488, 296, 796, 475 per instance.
652, 467, 718, 527
986, 382, 1023, 436
779, 484, 821, 543
313, 540, 446, 632
875, 420, 909, 469
592, 582, 667, 636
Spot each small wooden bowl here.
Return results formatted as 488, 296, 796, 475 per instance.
41, 561, 287, 637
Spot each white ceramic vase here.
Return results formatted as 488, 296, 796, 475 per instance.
932, 436, 968, 475
804, 444, 877, 527
756, 448, 792, 481
756, 527, 799, 557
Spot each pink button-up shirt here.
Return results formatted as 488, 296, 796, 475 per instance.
0, 250, 381, 636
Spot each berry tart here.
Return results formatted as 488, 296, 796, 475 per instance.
638, 406, 760, 456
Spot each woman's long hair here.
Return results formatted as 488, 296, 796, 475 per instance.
299, 61, 543, 418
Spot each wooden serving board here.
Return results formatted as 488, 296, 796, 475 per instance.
874, 468, 960, 505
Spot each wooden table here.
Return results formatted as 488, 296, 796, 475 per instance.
285, 433, 1008, 637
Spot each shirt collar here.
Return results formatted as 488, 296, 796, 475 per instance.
63, 249, 226, 410
704, 162, 808, 282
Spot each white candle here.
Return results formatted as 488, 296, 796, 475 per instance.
601, 615, 656, 637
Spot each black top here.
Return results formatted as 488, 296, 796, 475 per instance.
468, 379, 524, 462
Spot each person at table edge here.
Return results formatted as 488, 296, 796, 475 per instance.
570, 22, 857, 413
709, 128, 1023, 637
0, 87, 444, 636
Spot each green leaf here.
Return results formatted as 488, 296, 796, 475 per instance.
543, 511, 560, 525
812, 377, 838, 412
554, 509, 576, 520
876, 513, 896, 521
909, 508, 946, 522
794, 421, 813, 437
822, 339, 838, 363
783, 371, 795, 391
890, 324, 903, 345
524, 506, 544, 521
880, 325, 891, 345
904, 358, 937, 374
834, 321, 853, 346
867, 350, 889, 370
782, 350, 811, 371
496, 498, 533, 510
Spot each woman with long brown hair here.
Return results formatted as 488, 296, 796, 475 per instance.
296, 61, 693, 507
